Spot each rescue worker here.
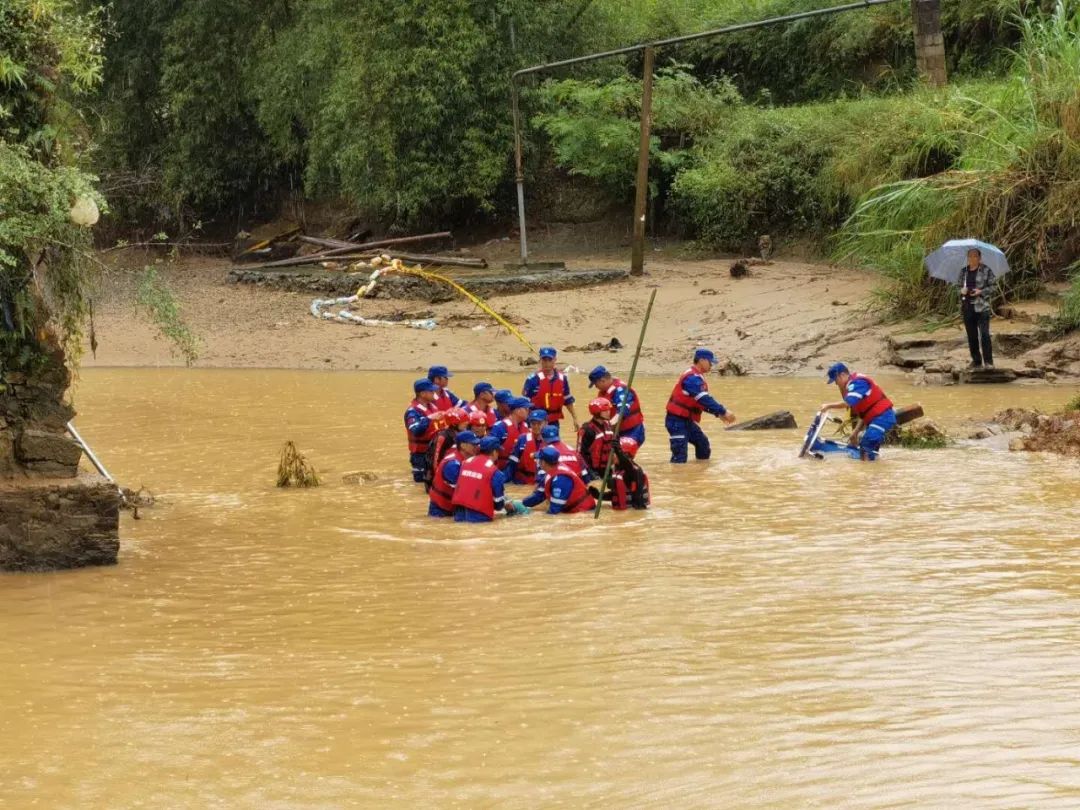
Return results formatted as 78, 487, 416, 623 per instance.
515, 447, 597, 515
578, 397, 616, 478
505, 409, 547, 485
468, 410, 490, 438
540, 425, 591, 482
465, 381, 498, 427
588, 365, 645, 445
665, 348, 737, 464
491, 396, 530, 470
404, 379, 446, 482
608, 437, 650, 510
428, 365, 461, 412
424, 407, 469, 489
452, 435, 511, 522
494, 389, 514, 420
428, 431, 478, 517
523, 347, 579, 431
820, 362, 897, 461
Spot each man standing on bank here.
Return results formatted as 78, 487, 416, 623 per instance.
959, 247, 997, 369
665, 348, 737, 463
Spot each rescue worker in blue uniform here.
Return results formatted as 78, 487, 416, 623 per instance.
664, 348, 737, 463
505, 409, 548, 485
540, 424, 591, 483
404, 379, 446, 482
515, 447, 598, 515
588, 365, 645, 446
494, 389, 514, 420
523, 347, 579, 431
428, 430, 478, 517
452, 436, 510, 522
821, 362, 897, 461
428, 365, 461, 412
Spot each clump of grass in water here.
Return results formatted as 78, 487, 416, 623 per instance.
277, 441, 320, 488
894, 429, 950, 449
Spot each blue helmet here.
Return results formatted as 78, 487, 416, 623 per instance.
413, 379, 437, 394
478, 435, 501, 454
538, 446, 561, 465
527, 409, 548, 424
826, 362, 849, 383
694, 348, 716, 364
455, 430, 478, 446
540, 425, 560, 443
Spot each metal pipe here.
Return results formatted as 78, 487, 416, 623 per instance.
630, 46, 655, 276
67, 421, 126, 506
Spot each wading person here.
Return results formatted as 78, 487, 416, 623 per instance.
465, 381, 498, 427
820, 362, 896, 461
428, 365, 462, 411
452, 436, 511, 522
664, 348, 737, 463
505, 410, 548, 485
491, 396, 531, 470
428, 431, 478, 517
609, 437, 650, 511
404, 379, 446, 483
494, 389, 514, 420
467, 410, 490, 439
424, 407, 469, 490
540, 425, 591, 482
578, 397, 615, 478
524, 346, 579, 431
515, 447, 597, 515
959, 247, 997, 369
588, 365, 645, 445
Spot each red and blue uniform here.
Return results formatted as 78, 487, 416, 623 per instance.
578, 419, 615, 478
490, 417, 527, 469
464, 401, 497, 427
598, 378, 645, 445
404, 400, 445, 482
428, 450, 463, 517
664, 368, 728, 463
522, 464, 596, 515
844, 373, 896, 458
506, 433, 543, 485
433, 387, 462, 413
543, 439, 592, 483
452, 455, 507, 522
523, 371, 575, 425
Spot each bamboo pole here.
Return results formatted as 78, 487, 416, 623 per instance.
593, 288, 656, 519
244, 232, 453, 270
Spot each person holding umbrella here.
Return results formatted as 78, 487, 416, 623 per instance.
924, 238, 1008, 370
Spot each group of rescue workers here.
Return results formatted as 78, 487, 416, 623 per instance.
404, 346, 897, 522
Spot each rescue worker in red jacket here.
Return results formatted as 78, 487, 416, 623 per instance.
665, 348, 737, 464
465, 381, 498, 427
505, 409, 548, 485
404, 379, 447, 482
820, 362, 897, 461
428, 365, 461, 412
588, 365, 645, 446
467, 410, 490, 439
609, 437, 650, 510
540, 425, 592, 483
452, 435, 511, 522
523, 346, 579, 431
490, 396, 530, 470
578, 397, 616, 478
428, 430, 478, 517
515, 447, 597, 515
424, 407, 469, 489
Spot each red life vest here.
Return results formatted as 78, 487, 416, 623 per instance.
579, 419, 614, 473
433, 388, 457, 413
601, 378, 644, 431
428, 454, 460, 513
848, 373, 894, 422
550, 441, 587, 478
666, 368, 706, 423
612, 468, 650, 510
516, 434, 542, 483
452, 455, 497, 520
465, 402, 497, 427
405, 400, 444, 453
497, 418, 526, 465
543, 464, 597, 514
531, 370, 568, 423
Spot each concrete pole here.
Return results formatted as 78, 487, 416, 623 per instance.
630, 46, 655, 277
911, 0, 947, 87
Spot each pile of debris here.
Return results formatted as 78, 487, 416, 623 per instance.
999, 408, 1080, 456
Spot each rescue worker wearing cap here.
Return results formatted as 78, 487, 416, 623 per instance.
428, 365, 461, 412
424, 407, 469, 489
588, 365, 645, 446
523, 347, 579, 431
405, 379, 447, 482
465, 381, 498, 428
467, 410, 490, 438
578, 397, 616, 478
540, 425, 592, 483
452, 435, 512, 522
429, 431, 478, 517
514, 447, 597, 515
609, 437, 650, 510
494, 389, 514, 420
506, 410, 548, 485
665, 348, 737, 463
820, 362, 897, 461
491, 396, 530, 470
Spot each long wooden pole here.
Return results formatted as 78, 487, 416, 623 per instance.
630, 46, 655, 277
593, 288, 657, 519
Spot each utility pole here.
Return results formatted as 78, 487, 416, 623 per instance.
911, 0, 947, 87
630, 46, 655, 277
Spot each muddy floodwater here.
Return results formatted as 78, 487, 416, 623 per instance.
3, 369, 1080, 808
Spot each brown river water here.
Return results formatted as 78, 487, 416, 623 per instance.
3, 369, 1080, 808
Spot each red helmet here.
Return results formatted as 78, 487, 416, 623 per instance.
446, 408, 468, 426
588, 397, 613, 417
618, 436, 639, 458
468, 411, 488, 427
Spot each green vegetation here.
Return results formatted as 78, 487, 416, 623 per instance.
136, 267, 201, 366
1065, 392, 1080, 411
